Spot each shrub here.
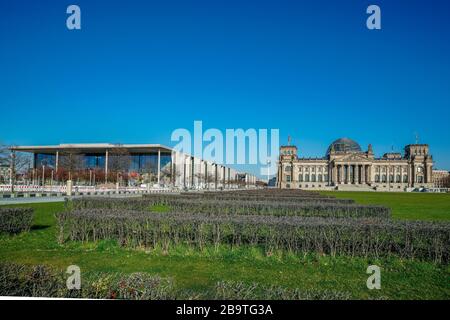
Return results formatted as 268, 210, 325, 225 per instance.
0, 263, 65, 297
0, 263, 175, 299
57, 209, 450, 263
214, 280, 352, 300
0, 207, 34, 234
156, 199, 389, 219
0, 263, 352, 300
67, 197, 387, 219
111, 273, 174, 300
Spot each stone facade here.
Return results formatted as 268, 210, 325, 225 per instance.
276, 138, 434, 191
432, 170, 450, 188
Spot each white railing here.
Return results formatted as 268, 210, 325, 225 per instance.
0, 184, 177, 194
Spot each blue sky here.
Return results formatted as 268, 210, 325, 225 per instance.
1, 0, 450, 176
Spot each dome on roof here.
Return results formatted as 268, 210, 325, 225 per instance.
326, 138, 362, 156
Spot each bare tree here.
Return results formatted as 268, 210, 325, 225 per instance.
59, 150, 85, 181
0, 143, 33, 192
108, 147, 131, 185
139, 159, 155, 185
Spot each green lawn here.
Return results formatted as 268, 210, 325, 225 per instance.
0, 201, 449, 299
321, 191, 450, 221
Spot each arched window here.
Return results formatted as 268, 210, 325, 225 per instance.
324, 174, 329, 182
299, 174, 303, 182
382, 175, 387, 183
284, 166, 291, 172
305, 174, 310, 182
389, 175, 394, 183
311, 174, 316, 182
396, 175, 401, 183
375, 175, 380, 183
318, 174, 323, 182
403, 175, 408, 183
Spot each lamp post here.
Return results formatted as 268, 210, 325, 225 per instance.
267, 160, 271, 186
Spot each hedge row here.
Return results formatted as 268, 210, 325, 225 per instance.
174, 193, 337, 201
164, 199, 389, 219
67, 197, 387, 219
69, 196, 354, 208
58, 209, 450, 263
0, 263, 175, 299
214, 281, 352, 300
0, 263, 351, 299
0, 207, 34, 234
177, 194, 351, 203
201, 190, 333, 197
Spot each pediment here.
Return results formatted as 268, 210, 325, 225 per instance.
333, 153, 370, 163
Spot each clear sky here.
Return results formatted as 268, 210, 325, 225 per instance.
1, 0, 450, 176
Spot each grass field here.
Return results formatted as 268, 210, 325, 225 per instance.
320, 191, 450, 221
0, 193, 449, 299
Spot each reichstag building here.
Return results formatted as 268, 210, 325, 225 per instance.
276, 138, 433, 191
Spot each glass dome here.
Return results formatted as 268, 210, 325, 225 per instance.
326, 138, 362, 156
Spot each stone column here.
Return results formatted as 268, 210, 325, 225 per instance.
426, 165, 432, 183
408, 164, 413, 187
386, 165, 389, 185
346, 164, 350, 184
361, 165, 366, 184
355, 164, 359, 184
333, 165, 337, 185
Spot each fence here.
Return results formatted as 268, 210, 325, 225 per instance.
0, 184, 179, 199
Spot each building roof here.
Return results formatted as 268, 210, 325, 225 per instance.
10, 143, 173, 154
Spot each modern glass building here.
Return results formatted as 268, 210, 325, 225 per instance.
10, 143, 257, 188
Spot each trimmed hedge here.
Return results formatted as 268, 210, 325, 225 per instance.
0, 263, 351, 299
58, 209, 450, 263
214, 280, 352, 300
159, 199, 389, 219
67, 197, 387, 219
0, 207, 34, 234
0, 263, 176, 299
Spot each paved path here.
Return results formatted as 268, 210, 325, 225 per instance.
0, 197, 66, 205
0, 193, 148, 206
